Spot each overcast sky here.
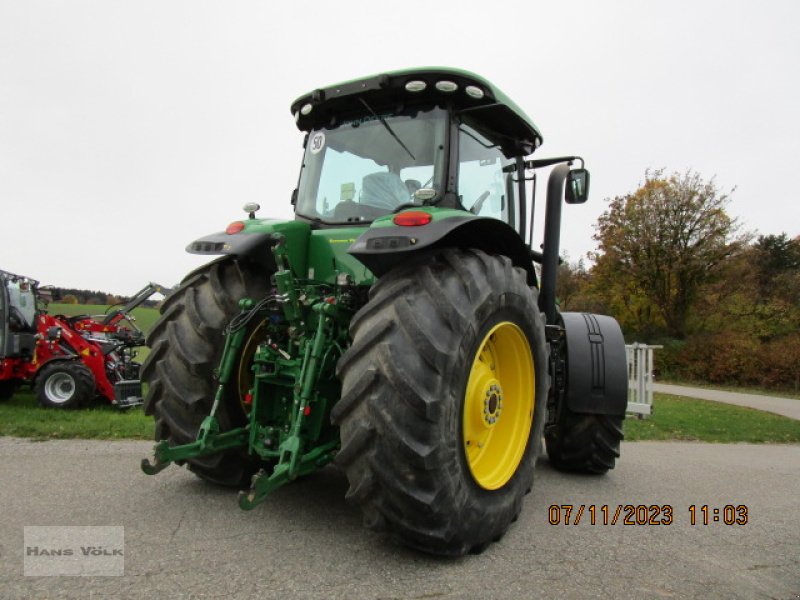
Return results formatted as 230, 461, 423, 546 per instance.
1, 1, 798, 295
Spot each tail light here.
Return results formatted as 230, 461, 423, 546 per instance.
226, 221, 245, 234
393, 211, 432, 227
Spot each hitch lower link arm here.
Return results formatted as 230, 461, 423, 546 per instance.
141, 298, 257, 475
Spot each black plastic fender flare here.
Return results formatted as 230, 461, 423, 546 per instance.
560, 312, 628, 416
185, 231, 277, 270
348, 216, 537, 285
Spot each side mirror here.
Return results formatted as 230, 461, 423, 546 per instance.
565, 169, 590, 204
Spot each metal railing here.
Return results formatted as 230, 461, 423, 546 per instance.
626, 343, 662, 418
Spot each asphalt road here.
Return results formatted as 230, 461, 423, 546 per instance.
0, 438, 798, 600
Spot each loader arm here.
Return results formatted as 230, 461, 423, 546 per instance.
102, 283, 173, 326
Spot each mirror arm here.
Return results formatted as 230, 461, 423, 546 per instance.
521, 156, 583, 170
504, 156, 583, 175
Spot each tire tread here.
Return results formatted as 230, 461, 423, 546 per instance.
141, 258, 270, 486
335, 249, 548, 556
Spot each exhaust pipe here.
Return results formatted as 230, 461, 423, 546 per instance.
538, 163, 570, 325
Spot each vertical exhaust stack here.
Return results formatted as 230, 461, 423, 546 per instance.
539, 163, 570, 324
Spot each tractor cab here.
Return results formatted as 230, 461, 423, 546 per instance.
291, 68, 543, 242
188, 68, 588, 291
0, 270, 39, 360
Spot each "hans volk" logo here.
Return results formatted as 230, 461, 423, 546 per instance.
26, 545, 123, 557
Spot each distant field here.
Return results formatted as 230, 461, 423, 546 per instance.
47, 303, 160, 361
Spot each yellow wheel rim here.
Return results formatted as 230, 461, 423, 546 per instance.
463, 321, 535, 490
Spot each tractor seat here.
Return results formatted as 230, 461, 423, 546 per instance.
405, 179, 422, 195
360, 172, 409, 210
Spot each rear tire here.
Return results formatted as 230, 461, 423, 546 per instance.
545, 408, 624, 474
334, 249, 548, 556
35, 362, 95, 409
141, 257, 270, 486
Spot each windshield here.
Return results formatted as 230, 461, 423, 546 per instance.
296, 108, 448, 224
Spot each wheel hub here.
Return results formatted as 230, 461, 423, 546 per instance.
482, 383, 503, 426
45, 373, 76, 404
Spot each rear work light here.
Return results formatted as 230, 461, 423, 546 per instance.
226, 221, 245, 234
435, 80, 458, 93
393, 211, 432, 227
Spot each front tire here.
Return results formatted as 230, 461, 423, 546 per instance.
35, 362, 95, 409
334, 249, 548, 556
141, 257, 270, 486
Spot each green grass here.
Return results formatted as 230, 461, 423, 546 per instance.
625, 393, 800, 443
0, 390, 154, 440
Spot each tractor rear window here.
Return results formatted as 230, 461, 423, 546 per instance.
295, 108, 448, 224
457, 121, 517, 227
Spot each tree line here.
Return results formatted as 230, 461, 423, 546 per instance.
557, 169, 800, 390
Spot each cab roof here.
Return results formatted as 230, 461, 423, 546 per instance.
290, 67, 543, 156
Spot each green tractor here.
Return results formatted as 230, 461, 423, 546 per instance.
141, 68, 627, 556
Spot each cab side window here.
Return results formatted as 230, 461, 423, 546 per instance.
457, 122, 516, 227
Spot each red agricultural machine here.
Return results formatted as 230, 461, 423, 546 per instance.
0, 269, 170, 408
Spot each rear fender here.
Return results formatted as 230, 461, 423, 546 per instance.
30, 356, 80, 384
185, 220, 311, 277
186, 231, 277, 271
560, 312, 628, 416
348, 215, 536, 285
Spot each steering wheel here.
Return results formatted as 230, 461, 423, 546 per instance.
469, 190, 491, 215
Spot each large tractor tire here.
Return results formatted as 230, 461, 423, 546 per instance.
142, 257, 270, 487
334, 249, 548, 556
545, 409, 624, 474
35, 361, 95, 409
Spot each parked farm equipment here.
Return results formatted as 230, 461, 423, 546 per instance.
141, 68, 628, 556
0, 270, 170, 408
